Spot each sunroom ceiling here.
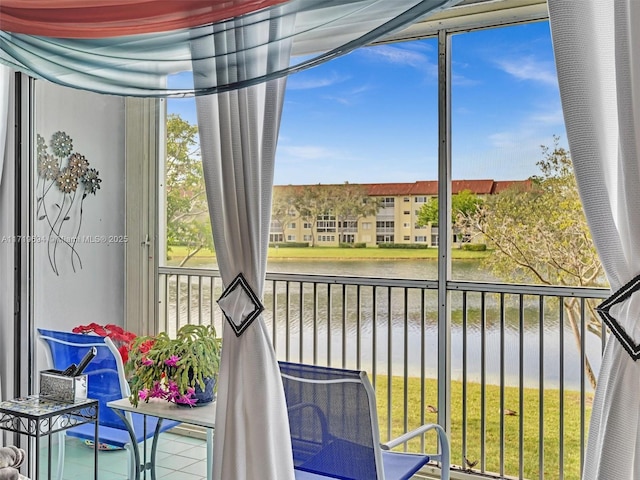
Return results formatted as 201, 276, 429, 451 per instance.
378, 0, 548, 43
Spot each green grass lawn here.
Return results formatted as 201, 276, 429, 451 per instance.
167, 245, 491, 263
375, 376, 591, 480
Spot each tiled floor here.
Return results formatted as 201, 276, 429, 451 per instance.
38, 430, 209, 479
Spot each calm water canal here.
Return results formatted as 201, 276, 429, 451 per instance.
172, 257, 603, 391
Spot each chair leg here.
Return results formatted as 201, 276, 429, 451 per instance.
56, 431, 65, 480
125, 443, 136, 480
434, 426, 450, 480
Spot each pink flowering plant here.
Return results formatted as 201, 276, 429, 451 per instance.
126, 324, 221, 407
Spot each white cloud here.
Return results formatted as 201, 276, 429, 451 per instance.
495, 56, 558, 87
488, 103, 565, 150
530, 108, 565, 126
359, 44, 436, 74
287, 71, 350, 90
364, 45, 426, 67
488, 131, 519, 150
322, 83, 374, 106
278, 145, 343, 161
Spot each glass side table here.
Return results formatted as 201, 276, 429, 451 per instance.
0, 395, 99, 480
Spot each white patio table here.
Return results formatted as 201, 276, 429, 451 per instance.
108, 398, 215, 480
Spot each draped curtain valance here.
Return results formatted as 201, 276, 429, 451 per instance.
0, 0, 460, 97
0, 0, 287, 38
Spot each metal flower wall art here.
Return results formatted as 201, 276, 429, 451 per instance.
37, 131, 102, 275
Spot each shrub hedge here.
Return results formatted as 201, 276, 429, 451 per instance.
378, 243, 429, 249
269, 242, 309, 248
462, 243, 487, 251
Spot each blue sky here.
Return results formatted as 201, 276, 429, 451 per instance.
168, 20, 566, 186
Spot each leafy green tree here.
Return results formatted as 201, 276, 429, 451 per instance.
271, 186, 299, 239
416, 189, 482, 246
416, 189, 483, 227
331, 183, 380, 243
458, 137, 604, 389
292, 185, 334, 247
165, 114, 213, 266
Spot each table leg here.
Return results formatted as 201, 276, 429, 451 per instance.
143, 415, 147, 480
94, 417, 99, 480
111, 408, 141, 480
35, 431, 39, 480
150, 418, 163, 480
207, 428, 213, 480
47, 431, 52, 480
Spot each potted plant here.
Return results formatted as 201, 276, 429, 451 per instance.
126, 324, 221, 407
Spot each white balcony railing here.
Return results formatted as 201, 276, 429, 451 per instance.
158, 266, 608, 480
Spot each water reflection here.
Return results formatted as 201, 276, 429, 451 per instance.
163, 258, 604, 392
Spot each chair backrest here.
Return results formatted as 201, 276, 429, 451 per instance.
38, 329, 131, 430
279, 361, 384, 480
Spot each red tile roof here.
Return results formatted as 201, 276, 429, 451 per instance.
274, 180, 531, 196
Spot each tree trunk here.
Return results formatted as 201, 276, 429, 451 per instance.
564, 298, 597, 390
179, 245, 203, 267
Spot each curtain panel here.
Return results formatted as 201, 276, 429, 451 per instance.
0, 66, 9, 188
549, 1, 640, 478
192, 6, 295, 478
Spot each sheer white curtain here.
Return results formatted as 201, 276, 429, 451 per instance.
549, 1, 640, 478
0, 65, 9, 187
192, 8, 295, 480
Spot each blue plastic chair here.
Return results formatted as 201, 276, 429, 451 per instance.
279, 361, 450, 480
38, 329, 181, 480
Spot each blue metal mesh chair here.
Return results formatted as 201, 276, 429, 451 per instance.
38, 329, 180, 480
279, 361, 450, 480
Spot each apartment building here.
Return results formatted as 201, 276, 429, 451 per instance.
270, 179, 530, 247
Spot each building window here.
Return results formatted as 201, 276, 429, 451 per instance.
403, 197, 410, 202
431, 234, 439, 246
270, 233, 283, 243
403, 223, 410, 228
403, 210, 410, 215
289, 222, 296, 229
415, 236, 427, 242
318, 235, 335, 242
317, 214, 336, 232
362, 222, 372, 230
287, 235, 296, 241
380, 197, 395, 208
415, 196, 427, 203
303, 235, 312, 241
376, 221, 394, 232
454, 233, 472, 243
403, 235, 410, 241
338, 220, 358, 233
303, 222, 312, 229
376, 235, 394, 243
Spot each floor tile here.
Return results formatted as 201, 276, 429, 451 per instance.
35, 432, 208, 479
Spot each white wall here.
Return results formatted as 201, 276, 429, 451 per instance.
33, 82, 126, 373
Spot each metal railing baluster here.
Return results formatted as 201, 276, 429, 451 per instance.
157, 266, 608, 479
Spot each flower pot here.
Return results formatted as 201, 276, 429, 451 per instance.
177, 376, 216, 407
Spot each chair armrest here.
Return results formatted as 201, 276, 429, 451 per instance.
287, 402, 331, 445
381, 423, 450, 480
381, 422, 447, 450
